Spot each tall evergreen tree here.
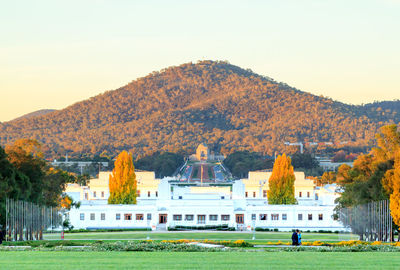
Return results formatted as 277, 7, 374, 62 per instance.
108, 151, 137, 204
267, 153, 297, 204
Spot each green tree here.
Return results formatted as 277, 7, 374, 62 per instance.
42, 167, 75, 207
5, 139, 46, 204
267, 153, 297, 204
135, 151, 184, 178
108, 151, 137, 204
224, 151, 273, 178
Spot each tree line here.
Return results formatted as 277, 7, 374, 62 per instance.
0, 139, 76, 228
335, 124, 400, 233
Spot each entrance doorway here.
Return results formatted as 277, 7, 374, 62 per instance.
159, 214, 167, 224
236, 214, 244, 224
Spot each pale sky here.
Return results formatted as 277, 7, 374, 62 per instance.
1, 0, 399, 122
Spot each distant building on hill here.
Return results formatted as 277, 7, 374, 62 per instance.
196, 143, 209, 161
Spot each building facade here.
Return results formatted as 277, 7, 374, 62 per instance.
65, 170, 345, 231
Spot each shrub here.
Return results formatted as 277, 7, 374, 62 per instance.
91, 241, 221, 252
168, 225, 235, 231
255, 228, 270, 231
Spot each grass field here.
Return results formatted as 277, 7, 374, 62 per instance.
0, 251, 399, 269
43, 231, 358, 244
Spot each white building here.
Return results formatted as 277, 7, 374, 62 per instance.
65, 170, 345, 232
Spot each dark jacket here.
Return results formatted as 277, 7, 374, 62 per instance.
291, 232, 298, 246
0, 230, 4, 244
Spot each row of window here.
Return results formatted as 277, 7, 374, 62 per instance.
80, 213, 325, 222
80, 213, 152, 221
245, 191, 268, 198
255, 214, 287, 221
137, 191, 158, 198
84, 190, 158, 200
253, 213, 323, 221
84, 191, 106, 200
298, 191, 311, 198
83, 191, 317, 200
244, 191, 314, 199
173, 214, 230, 223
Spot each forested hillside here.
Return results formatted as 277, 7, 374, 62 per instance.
11, 109, 56, 122
0, 61, 398, 159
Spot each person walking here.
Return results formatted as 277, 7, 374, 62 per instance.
297, 230, 302, 245
0, 229, 4, 245
291, 229, 298, 246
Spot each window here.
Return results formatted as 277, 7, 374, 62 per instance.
116, 213, 121, 220
137, 190, 140, 197
178, 196, 182, 199
251, 214, 256, 221
124, 214, 132, 220
298, 214, 303, 220
148, 191, 151, 197
315, 193, 319, 200
90, 213, 95, 220
221, 215, 230, 221
245, 192, 248, 198
197, 215, 206, 224
259, 214, 267, 221
80, 213, 85, 220
263, 190, 267, 198
308, 214, 313, 221
221, 196, 225, 200
282, 214, 287, 220
209, 215, 218, 221
307, 192, 310, 198
185, 215, 194, 221
136, 214, 144, 220
173, 215, 182, 221
156, 191, 158, 197
299, 192, 302, 197
101, 213, 105, 220
318, 214, 323, 221
253, 192, 256, 198
85, 193, 88, 200
147, 213, 152, 220
271, 214, 279, 220
101, 191, 104, 198
93, 191, 96, 198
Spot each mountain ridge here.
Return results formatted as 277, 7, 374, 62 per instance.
1, 60, 399, 158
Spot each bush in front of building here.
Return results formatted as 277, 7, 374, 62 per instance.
167, 225, 235, 231
66, 228, 151, 233
91, 240, 222, 252
255, 228, 279, 232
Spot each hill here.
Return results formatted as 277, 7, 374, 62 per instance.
11, 109, 57, 122
0, 61, 398, 159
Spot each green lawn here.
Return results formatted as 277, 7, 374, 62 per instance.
0, 251, 399, 269
43, 231, 358, 243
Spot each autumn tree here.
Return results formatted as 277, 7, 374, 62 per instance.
336, 125, 400, 227
320, 171, 336, 185
336, 164, 352, 185
267, 153, 297, 204
108, 151, 137, 204
389, 151, 400, 227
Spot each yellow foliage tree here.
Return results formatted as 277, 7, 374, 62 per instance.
267, 153, 297, 204
389, 151, 400, 226
108, 151, 137, 204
